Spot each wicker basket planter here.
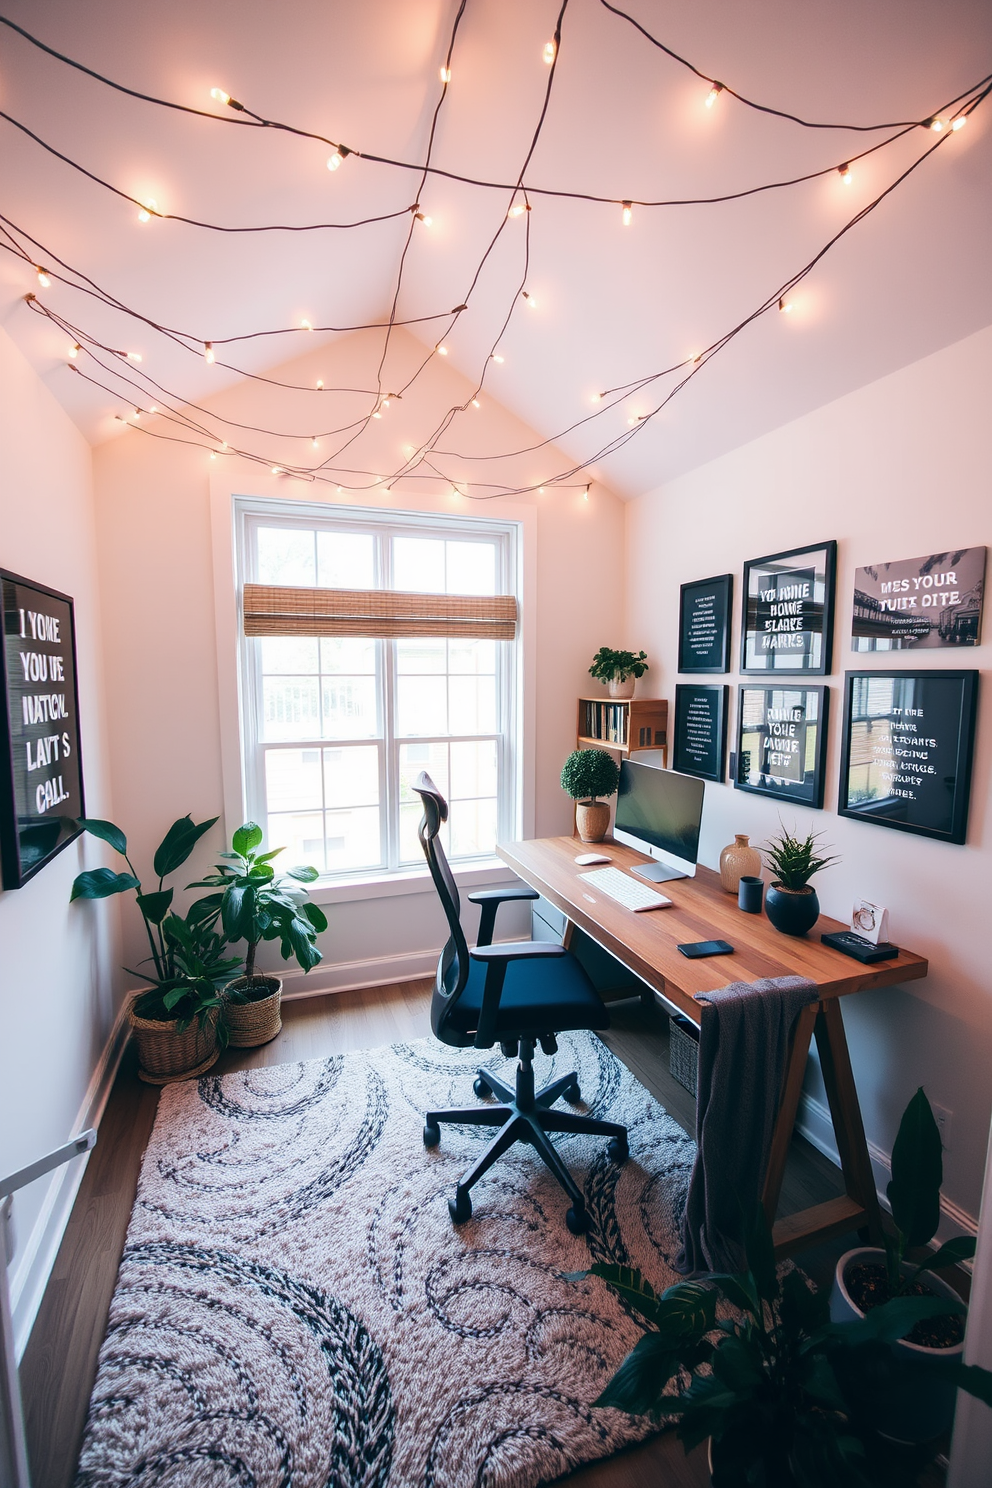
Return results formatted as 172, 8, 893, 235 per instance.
129, 998, 220, 1084
223, 975, 283, 1048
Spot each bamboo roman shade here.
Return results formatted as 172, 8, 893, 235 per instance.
243, 583, 518, 640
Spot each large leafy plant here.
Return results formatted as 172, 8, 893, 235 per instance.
882, 1087, 976, 1295
578, 1206, 992, 1487
588, 646, 649, 683
762, 825, 839, 892
70, 815, 240, 1027
189, 822, 327, 993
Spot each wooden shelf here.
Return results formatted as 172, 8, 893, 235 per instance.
576, 696, 668, 758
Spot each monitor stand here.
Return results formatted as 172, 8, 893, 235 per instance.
631, 861, 687, 883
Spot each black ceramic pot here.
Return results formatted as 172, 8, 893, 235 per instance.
765, 884, 819, 936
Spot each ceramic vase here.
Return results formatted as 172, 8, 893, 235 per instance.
575, 800, 611, 842
765, 884, 820, 936
606, 676, 635, 699
719, 834, 761, 894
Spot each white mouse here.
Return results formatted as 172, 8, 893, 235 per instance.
574, 852, 611, 865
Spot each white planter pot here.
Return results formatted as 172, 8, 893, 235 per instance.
830, 1245, 965, 1443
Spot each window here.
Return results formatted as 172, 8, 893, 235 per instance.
237, 502, 520, 879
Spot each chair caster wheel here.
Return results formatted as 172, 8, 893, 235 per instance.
566, 1205, 589, 1235
473, 1075, 492, 1099
608, 1136, 629, 1164
564, 1081, 581, 1104
449, 1191, 472, 1225
423, 1122, 441, 1148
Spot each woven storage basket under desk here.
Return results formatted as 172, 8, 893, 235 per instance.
669, 1014, 699, 1098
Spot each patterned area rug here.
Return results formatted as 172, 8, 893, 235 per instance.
75, 1031, 698, 1487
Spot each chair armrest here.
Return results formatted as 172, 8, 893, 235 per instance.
468, 885, 540, 946
470, 942, 566, 963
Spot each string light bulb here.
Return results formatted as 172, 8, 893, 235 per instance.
204, 342, 215, 363
35, 267, 51, 288
311, 436, 319, 449
301, 318, 313, 331
491, 353, 505, 363
471, 398, 481, 409
414, 209, 433, 226
951, 115, 967, 131
137, 198, 156, 224
327, 150, 343, 171
271, 466, 282, 475
621, 201, 633, 227
778, 297, 793, 313
316, 379, 324, 390
930, 117, 945, 132
591, 392, 602, 402
705, 81, 724, 108
439, 66, 451, 83
521, 290, 537, 309
210, 88, 230, 104
507, 203, 528, 219
838, 162, 853, 184
583, 485, 590, 501
68, 343, 80, 358
543, 40, 556, 65
436, 344, 448, 355
126, 350, 142, 362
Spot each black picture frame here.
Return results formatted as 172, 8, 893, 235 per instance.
734, 684, 829, 807
741, 540, 836, 676
678, 573, 733, 673
838, 669, 979, 844
0, 569, 85, 888
673, 684, 728, 782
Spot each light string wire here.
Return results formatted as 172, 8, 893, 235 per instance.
1, 9, 987, 211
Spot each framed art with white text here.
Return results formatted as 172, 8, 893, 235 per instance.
852, 547, 985, 651
838, 670, 978, 843
0, 570, 85, 888
741, 540, 836, 676
673, 684, 728, 782
734, 684, 828, 807
678, 573, 733, 673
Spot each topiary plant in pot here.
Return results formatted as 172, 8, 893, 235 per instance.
761, 824, 838, 936
188, 822, 327, 1048
70, 815, 241, 1082
561, 748, 621, 843
830, 1086, 979, 1445
588, 646, 649, 699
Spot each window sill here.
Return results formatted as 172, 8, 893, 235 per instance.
310, 857, 518, 905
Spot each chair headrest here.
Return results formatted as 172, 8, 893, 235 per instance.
413, 770, 449, 827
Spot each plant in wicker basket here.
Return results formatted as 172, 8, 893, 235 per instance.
189, 822, 327, 1047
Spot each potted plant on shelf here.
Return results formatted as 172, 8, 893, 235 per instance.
761, 824, 838, 936
577, 1203, 992, 1487
588, 646, 649, 700
188, 822, 326, 1047
831, 1087, 978, 1445
560, 748, 620, 843
70, 815, 241, 1082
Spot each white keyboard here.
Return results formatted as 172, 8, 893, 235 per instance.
579, 867, 672, 912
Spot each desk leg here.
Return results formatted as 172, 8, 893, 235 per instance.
814, 999, 883, 1245
761, 1002, 817, 1230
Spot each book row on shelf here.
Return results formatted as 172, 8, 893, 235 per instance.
581, 700, 631, 746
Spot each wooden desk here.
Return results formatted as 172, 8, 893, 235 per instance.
497, 834, 929, 1257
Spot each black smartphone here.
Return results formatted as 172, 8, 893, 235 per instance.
677, 940, 734, 958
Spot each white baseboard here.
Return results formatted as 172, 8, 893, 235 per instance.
10, 997, 132, 1361
280, 947, 442, 998
796, 1092, 978, 1241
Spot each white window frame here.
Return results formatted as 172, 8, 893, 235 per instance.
214, 490, 528, 901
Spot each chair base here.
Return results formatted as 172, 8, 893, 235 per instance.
423, 1040, 628, 1229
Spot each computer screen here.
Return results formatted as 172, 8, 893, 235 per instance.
614, 760, 705, 880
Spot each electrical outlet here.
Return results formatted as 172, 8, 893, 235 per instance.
933, 1103, 953, 1151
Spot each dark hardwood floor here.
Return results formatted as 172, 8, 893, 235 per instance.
20, 980, 867, 1488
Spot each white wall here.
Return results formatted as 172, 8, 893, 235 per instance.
92, 328, 627, 985
625, 324, 992, 1224
0, 328, 122, 1353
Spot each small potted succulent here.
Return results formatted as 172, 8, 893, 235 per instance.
188, 822, 326, 1047
761, 824, 838, 936
588, 646, 649, 699
70, 815, 241, 1082
560, 748, 620, 843
831, 1087, 977, 1444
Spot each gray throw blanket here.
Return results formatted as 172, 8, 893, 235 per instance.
677, 975, 818, 1275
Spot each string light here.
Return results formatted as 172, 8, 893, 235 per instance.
705, 82, 724, 109
203, 342, 215, 362
929, 118, 945, 132
471, 398, 481, 409
838, 163, 853, 184
583, 485, 590, 500
436, 344, 448, 355
439, 66, 451, 83
951, 115, 967, 131
543, 40, 556, 65
507, 203, 529, 218
311, 436, 319, 448
125, 350, 142, 361
316, 379, 324, 389
591, 392, 603, 402
35, 266, 50, 287
137, 198, 156, 223
271, 465, 282, 474
621, 201, 633, 226
68, 342, 79, 358
491, 354, 504, 363
210, 86, 244, 111
301, 318, 313, 331
326, 150, 343, 171
521, 290, 536, 308
778, 297, 793, 313
414, 208, 433, 226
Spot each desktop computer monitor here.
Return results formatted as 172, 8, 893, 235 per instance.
613, 760, 705, 882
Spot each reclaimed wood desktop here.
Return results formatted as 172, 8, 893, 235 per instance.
496, 834, 929, 1258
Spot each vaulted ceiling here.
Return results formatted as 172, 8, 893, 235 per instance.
1, 0, 989, 497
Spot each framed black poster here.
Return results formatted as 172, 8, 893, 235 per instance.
734, 684, 829, 807
741, 540, 836, 675
0, 570, 85, 888
673, 684, 728, 782
678, 573, 732, 673
838, 670, 978, 843
852, 547, 986, 651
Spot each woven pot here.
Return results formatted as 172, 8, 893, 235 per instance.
575, 800, 611, 843
129, 998, 220, 1084
606, 675, 636, 699
223, 975, 283, 1047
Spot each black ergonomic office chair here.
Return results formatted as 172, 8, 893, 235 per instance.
413, 772, 628, 1233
